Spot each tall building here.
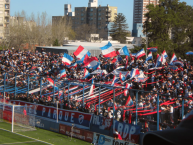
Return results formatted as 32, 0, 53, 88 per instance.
53, 0, 117, 40
132, 0, 159, 37
88, 0, 98, 7
64, 4, 75, 16
0, 0, 10, 40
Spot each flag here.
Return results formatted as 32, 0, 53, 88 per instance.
169, 65, 178, 71
186, 51, 193, 55
70, 62, 77, 68
74, 45, 91, 61
135, 75, 148, 82
145, 52, 152, 62
147, 47, 158, 52
111, 75, 119, 86
130, 68, 140, 78
47, 78, 58, 90
59, 69, 66, 79
125, 95, 133, 106
155, 54, 162, 67
135, 49, 146, 59
89, 83, 95, 96
169, 53, 177, 64
124, 84, 132, 96
84, 68, 90, 78
173, 60, 184, 67
114, 103, 117, 110
84, 57, 99, 69
130, 57, 134, 65
130, 53, 136, 57
119, 72, 126, 83
118, 46, 130, 56
62, 53, 73, 65
97, 63, 101, 70
100, 42, 117, 57
162, 50, 168, 64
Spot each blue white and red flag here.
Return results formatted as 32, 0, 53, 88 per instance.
147, 46, 158, 52
169, 53, 177, 64
74, 45, 91, 61
62, 53, 73, 65
100, 42, 117, 58
135, 49, 146, 59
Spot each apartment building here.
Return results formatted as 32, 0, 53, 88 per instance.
64, 4, 75, 16
0, 0, 10, 40
53, 0, 117, 40
132, 0, 159, 37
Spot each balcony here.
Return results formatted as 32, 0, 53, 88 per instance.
4, 12, 9, 17
106, 18, 111, 22
4, 20, 9, 23
106, 9, 112, 13
5, 4, 9, 9
106, 13, 111, 17
5, 0, 9, 3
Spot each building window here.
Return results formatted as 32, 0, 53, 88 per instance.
81, 18, 84, 20
90, 8, 93, 12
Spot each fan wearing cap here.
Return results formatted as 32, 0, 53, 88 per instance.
143, 109, 193, 145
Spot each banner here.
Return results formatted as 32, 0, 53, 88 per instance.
93, 132, 113, 145
11, 100, 92, 129
113, 120, 141, 143
91, 115, 113, 130
93, 133, 137, 145
35, 116, 59, 133
59, 124, 93, 143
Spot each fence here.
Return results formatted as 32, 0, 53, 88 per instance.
0, 72, 187, 143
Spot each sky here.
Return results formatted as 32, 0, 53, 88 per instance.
11, 0, 193, 31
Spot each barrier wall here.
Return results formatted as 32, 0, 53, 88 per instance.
9, 100, 141, 144
35, 116, 59, 133
11, 100, 92, 130
59, 124, 93, 143
90, 114, 141, 143
93, 132, 137, 145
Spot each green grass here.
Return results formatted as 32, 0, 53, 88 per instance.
0, 122, 90, 145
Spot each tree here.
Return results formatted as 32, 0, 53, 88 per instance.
143, 0, 193, 61
110, 13, 130, 43
53, 39, 60, 46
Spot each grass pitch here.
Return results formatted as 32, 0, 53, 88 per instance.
0, 122, 90, 145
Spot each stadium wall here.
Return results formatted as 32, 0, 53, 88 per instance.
8, 100, 141, 144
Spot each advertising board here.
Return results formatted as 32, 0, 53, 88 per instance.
35, 116, 59, 133
59, 124, 93, 143
93, 133, 137, 145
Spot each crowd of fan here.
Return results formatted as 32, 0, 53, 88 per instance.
0, 48, 193, 131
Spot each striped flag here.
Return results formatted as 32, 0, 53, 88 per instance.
74, 45, 91, 61
100, 42, 117, 58
62, 53, 73, 65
